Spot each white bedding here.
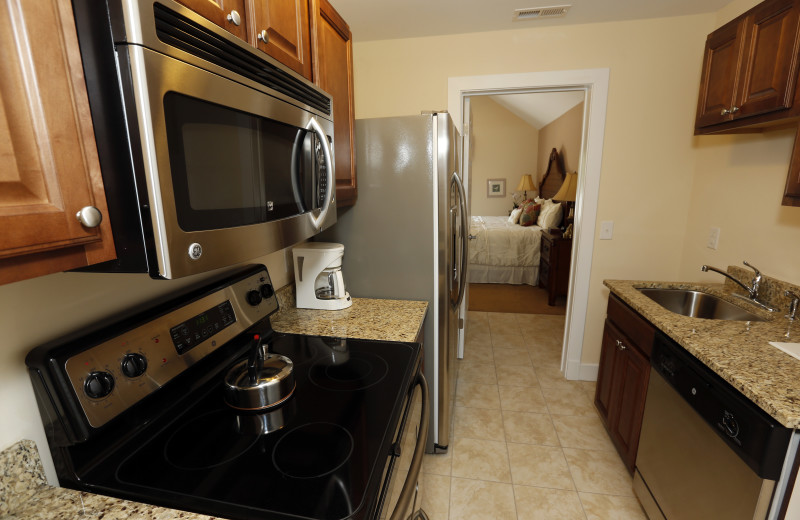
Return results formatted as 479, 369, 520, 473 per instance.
468, 216, 542, 286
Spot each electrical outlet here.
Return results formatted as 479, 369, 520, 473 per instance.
707, 227, 720, 250
599, 221, 614, 240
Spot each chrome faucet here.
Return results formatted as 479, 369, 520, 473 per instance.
701, 261, 778, 312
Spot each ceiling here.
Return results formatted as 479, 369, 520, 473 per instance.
490, 91, 585, 129
329, 0, 730, 42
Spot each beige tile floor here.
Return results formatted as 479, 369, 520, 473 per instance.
421, 311, 648, 520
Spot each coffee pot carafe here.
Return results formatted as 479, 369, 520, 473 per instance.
292, 243, 352, 310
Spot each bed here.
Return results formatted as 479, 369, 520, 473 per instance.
468, 148, 567, 286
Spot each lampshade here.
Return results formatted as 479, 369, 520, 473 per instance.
516, 174, 536, 192
553, 172, 577, 202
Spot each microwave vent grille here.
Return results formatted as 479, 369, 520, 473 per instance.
153, 5, 331, 116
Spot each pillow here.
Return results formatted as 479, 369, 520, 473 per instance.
519, 202, 541, 227
508, 207, 523, 224
540, 202, 563, 230
536, 200, 552, 228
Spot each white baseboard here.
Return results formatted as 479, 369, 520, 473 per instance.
565, 360, 598, 382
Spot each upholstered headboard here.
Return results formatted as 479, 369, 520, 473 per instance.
539, 148, 566, 199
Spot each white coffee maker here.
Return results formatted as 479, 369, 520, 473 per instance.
292, 242, 352, 310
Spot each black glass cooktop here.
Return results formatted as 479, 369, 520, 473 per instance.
95, 334, 419, 520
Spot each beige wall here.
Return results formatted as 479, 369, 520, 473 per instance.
678, 0, 800, 284
537, 102, 584, 182
0, 246, 295, 482
470, 96, 539, 215
353, 15, 711, 366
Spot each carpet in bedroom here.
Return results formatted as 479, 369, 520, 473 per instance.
467, 283, 566, 315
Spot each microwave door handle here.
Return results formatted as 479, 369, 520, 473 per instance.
306, 117, 334, 229
389, 372, 429, 520
290, 131, 306, 211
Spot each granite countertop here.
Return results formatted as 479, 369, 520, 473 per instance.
0, 440, 221, 520
605, 272, 800, 428
270, 285, 428, 342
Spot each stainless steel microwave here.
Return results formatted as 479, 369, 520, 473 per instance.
72, 0, 335, 279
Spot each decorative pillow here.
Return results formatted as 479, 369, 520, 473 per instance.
508, 207, 523, 224
519, 202, 541, 227
536, 200, 553, 228
541, 202, 563, 230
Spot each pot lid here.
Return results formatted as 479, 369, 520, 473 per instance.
225, 354, 294, 390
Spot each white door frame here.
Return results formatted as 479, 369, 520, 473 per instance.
448, 69, 609, 380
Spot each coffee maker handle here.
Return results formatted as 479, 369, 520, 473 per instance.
332, 271, 345, 298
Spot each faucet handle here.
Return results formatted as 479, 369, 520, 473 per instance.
786, 290, 800, 321
742, 261, 761, 278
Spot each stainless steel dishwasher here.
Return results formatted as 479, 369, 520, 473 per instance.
633, 332, 792, 520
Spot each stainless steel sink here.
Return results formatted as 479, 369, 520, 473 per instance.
637, 288, 766, 321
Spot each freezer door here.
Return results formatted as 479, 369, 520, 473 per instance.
437, 112, 464, 452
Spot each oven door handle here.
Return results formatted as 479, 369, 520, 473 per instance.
389, 372, 429, 520
306, 117, 334, 230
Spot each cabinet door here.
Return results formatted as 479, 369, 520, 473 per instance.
783, 125, 800, 205
250, 0, 312, 80
736, 0, 800, 119
594, 320, 620, 424
607, 334, 650, 473
174, 0, 248, 41
0, 0, 115, 285
311, 0, 357, 206
696, 20, 746, 128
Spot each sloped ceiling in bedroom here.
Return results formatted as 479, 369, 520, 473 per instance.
490, 91, 585, 130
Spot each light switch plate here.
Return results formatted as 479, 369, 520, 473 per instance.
707, 227, 720, 250
599, 221, 614, 240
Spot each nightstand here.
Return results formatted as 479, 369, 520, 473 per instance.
539, 231, 572, 305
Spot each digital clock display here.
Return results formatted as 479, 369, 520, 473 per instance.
170, 301, 235, 355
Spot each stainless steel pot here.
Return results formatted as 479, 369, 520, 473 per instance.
224, 336, 295, 411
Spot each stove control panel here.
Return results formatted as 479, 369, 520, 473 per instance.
64, 268, 278, 429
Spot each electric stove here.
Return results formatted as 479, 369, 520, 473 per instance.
26, 264, 425, 520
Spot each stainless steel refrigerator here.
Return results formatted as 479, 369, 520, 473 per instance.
319, 112, 467, 453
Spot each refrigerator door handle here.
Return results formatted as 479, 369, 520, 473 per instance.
451, 171, 468, 309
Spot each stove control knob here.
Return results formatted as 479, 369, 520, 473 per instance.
121, 353, 148, 378
722, 411, 739, 438
84, 371, 115, 399
246, 289, 263, 306
259, 283, 274, 299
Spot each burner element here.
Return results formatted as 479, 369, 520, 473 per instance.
164, 410, 259, 470
272, 423, 353, 479
309, 352, 389, 391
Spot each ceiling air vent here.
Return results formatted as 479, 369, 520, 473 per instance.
513, 5, 571, 21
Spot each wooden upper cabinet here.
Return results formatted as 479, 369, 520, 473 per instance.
696, 21, 746, 128
311, 0, 357, 207
696, 0, 800, 133
739, 0, 800, 119
249, 0, 312, 80
0, 0, 115, 285
174, 0, 249, 41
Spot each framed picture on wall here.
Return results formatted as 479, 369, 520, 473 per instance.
487, 178, 506, 198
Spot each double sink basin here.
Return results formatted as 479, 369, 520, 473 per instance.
637, 288, 765, 322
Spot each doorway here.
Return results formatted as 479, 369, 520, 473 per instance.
448, 69, 609, 380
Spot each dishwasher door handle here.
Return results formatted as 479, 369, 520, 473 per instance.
389, 372, 429, 520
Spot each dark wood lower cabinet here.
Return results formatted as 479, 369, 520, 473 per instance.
595, 295, 655, 474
